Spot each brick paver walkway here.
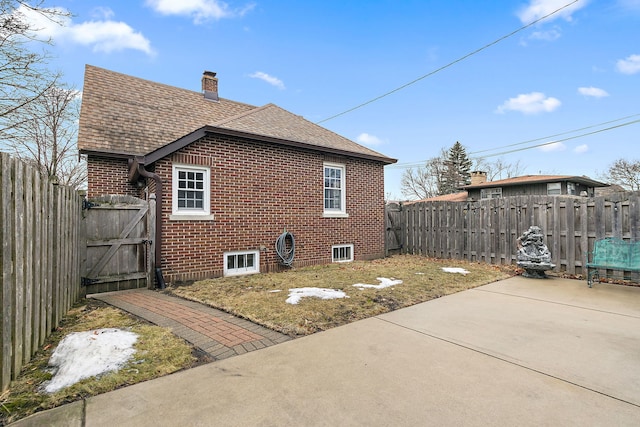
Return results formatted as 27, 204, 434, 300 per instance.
90, 289, 292, 360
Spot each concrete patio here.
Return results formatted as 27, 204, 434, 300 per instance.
11, 276, 640, 426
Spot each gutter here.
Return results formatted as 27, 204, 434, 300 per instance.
129, 157, 165, 289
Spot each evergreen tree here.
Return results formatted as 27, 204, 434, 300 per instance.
438, 141, 472, 195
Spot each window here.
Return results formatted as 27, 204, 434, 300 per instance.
224, 250, 260, 276
480, 187, 502, 199
324, 163, 347, 217
332, 244, 354, 263
547, 182, 561, 195
567, 182, 576, 195
171, 165, 213, 219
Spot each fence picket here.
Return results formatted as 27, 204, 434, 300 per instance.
0, 155, 82, 392
393, 193, 640, 277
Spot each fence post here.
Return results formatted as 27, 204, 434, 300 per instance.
0, 154, 14, 391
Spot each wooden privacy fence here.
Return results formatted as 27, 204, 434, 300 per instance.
0, 153, 83, 392
390, 193, 640, 277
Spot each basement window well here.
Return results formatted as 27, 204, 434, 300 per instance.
332, 244, 354, 263
224, 250, 260, 276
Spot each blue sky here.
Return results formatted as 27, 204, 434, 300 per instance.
21, 0, 640, 199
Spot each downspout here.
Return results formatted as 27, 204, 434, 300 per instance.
136, 163, 166, 289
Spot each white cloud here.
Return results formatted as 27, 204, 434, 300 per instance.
517, 0, 588, 24
90, 6, 115, 20
539, 142, 566, 152
356, 133, 384, 146
529, 27, 562, 41
617, 54, 640, 75
578, 86, 609, 98
618, 0, 640, 11
146, 0, 255, 24
574, 144, 589, 153
495, 92, 561, 114
249, 72, 285, 89
18, 5, 154, 55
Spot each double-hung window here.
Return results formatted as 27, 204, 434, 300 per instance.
324, 162, 347, 217
171, 165, 212, 219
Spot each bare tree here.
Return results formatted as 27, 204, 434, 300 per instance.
599, 158, 640, 191
400, 149, 447, 200
0, 1, 69, 132
473, 157, 525, 181
5, 84, 86, 188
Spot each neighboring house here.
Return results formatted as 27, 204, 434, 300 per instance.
461, 172, 608, 200
404, 191, 469, 204
78, 65, 396, 283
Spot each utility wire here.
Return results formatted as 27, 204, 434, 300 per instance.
474, 118, 640, 159
317, 0, 580, 124
386, 117, 640, 169
468, 113, 640, 155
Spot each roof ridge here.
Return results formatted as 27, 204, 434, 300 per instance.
213, 103, 393, 160
84, 64, 257, 110
212, 103, 275, 126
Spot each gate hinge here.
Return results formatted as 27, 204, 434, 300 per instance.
81, 277, 97, 287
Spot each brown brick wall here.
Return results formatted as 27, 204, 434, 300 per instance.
88, 134, 386, 283
87, 156, 141, 198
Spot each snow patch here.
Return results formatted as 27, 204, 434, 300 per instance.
268, 289, 282, 293
286, 288, 348, 304
442, 267, 470, 275
353, 277, 403, 289
43, 328, 138, 393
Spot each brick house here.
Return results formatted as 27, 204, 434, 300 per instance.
78, 65, 396, 284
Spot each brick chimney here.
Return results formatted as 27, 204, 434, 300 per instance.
470, 171, 487, 185
202, 71, 218, 101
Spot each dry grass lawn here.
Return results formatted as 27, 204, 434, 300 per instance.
169, 255, 516, 335
0, 299, 201, 425
1, 255, 516, 424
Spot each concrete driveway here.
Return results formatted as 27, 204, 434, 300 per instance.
12, 276, 640, 426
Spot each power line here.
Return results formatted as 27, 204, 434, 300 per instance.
474, 118, 640, 159
468, 113, 640, 155
317, 0, 580, 124
386, 116, 640, 169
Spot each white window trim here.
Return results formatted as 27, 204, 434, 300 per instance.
332, 244, 354, 263
170, 164, 214, 221
323, 162, 348, 218
224, 250, 260, 277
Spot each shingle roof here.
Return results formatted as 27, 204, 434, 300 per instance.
403, 191, 469, 204
78, 65, 395, 164
461, 175, 608, 189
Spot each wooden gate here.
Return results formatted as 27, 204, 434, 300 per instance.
385, 202, 403, 256
82, 195, 155, 294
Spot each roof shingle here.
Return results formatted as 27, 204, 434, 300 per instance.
461, 175, 607, 189
79, 65, 395, 164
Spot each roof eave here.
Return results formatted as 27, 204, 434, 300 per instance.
462, 176, 608, 189
136, 125, 397, 166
